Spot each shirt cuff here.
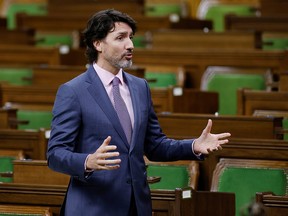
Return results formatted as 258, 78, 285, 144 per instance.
191, 140, 202, 158
84, 154, 94, 172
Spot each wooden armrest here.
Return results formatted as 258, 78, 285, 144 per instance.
9, 118, 29, 127
0, 172, 13, 178
147, 176, 161, 184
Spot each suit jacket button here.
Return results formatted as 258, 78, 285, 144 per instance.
126, 178, 132, 184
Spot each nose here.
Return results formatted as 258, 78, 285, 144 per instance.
126, 38, 134, 50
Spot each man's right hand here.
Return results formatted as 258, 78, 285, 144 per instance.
86, 136, 121, 171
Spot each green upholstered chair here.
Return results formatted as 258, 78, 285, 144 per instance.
200, 4, 256, 32
147, 164, 189, 190
6, 3, 47, 30
145, 158, 199, 190
0, 150, 25, 183
17, 110, 52, 130
211, 158, 288, 216
0, 68, 32, 86
145, 72, 177, 88
0, 156, 14, 183
201, 67, 268, 115
144, 3, 181, 17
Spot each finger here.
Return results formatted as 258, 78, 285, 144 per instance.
102, 151, 120, 159
99, 136, 112, 148
103, 164, 120, 170
104, 158, 121, 165
218, 133, 231, 139
218, 139, 229, 145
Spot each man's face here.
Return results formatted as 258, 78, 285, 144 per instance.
94, 22, 134, 74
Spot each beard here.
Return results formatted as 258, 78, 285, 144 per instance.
105, 53, 133, 69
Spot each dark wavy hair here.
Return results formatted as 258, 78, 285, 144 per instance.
82, 9, 137, 64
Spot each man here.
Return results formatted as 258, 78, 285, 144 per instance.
47, 9, 231, 216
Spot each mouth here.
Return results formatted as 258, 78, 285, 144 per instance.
124, 53, 133, 60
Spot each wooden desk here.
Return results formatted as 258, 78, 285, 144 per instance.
157, 113, 283, 139
151, 87, 218, 114
146, 29, 262, 50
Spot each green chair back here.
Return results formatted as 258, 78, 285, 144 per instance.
145, 72, 177, 88
147, 164, 189, 190
0, 68, 32, 86
17, 110, 52, 130
218, 167, 287, 216
145, 3, 181, 17
206, 74, 265, 115
0, 156, 14, 183
132, 35, 146, 48
204, 4, 255, 32
36, 32, 73, 47
6, 3, 47, 30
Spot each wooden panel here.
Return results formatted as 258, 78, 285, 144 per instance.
225, 15, 288, 32
237, 89, 288, 115
13, 160, 70, 186
0, 108, 17, 129
146, 29, 261, 49
256, 192, 288, 216
0, 129, 48, 159
0, 83, 57, 111
0, 45, 60, 66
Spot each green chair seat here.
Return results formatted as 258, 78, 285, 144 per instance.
147, 164, 189, 190
17, 110, 52, 130
0, 68, 32, 86
145, 72, 177, 88
0, 157, 14, 183
206, 73, 265, 115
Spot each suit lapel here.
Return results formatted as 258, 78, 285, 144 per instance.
125, 73, 141, 153
85, 66, 129, 149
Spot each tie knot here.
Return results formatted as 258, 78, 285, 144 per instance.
112, 77, 121, 87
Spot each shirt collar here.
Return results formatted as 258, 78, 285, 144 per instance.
93, 63, 124, 86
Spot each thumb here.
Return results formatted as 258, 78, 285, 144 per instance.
202, 119, 212, 135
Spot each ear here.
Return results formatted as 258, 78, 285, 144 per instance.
93, 40, 102, 52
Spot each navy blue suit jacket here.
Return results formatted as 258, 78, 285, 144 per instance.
47, 65, 202, 216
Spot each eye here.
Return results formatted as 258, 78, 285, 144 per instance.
117, 36, 124, 41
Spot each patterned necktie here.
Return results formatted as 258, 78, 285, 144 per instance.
112, 77, 132, 144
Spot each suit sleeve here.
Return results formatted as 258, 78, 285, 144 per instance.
47, 84, 89, 181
